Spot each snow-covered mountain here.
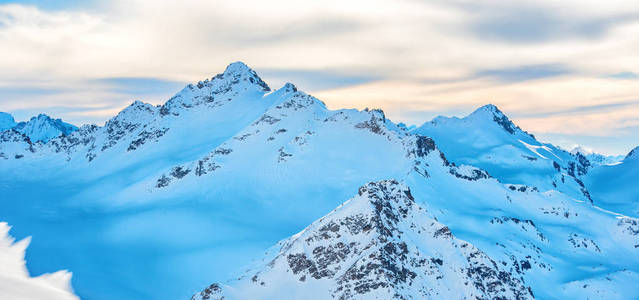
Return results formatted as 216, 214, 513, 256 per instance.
412, 104, 593, 203
193, 180, 533, 300
190, 130, 639, 300
0, 112, 77, 146
0, 62, 637, 300
0, 112, 16, 131
585, 146, 639, 217
0, 222, 78, 300
570, 146, 624, 166
13, 114, 78, 142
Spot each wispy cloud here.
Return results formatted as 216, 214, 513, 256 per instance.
260, 69, 382, 92
465, 4, 639, 43
0, 0, 638, 154
89, 77, 186, 95
474, 64, 572, 82
607, 71, 639, 79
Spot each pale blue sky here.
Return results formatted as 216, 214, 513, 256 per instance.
0, 0, 638, 155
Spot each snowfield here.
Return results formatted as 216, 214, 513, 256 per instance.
0, 62, 637, 300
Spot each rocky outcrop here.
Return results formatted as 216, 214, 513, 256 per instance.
192, 180, 533, 300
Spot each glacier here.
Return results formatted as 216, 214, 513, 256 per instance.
0, 62, 637, 300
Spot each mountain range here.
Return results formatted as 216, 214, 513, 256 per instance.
0, 62, 637, 300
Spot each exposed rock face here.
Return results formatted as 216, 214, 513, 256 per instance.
192, 180, 533, 300
626, 146, 639, 161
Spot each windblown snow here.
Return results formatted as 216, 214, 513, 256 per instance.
0, 222, 78, 300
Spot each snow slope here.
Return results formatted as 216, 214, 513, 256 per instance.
0, 62, 637, 300
0, 222, 78, 300
585, 146, 639, 217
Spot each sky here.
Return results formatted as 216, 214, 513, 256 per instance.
0, 0, 638, 155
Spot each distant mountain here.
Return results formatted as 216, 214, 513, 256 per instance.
412, 104, 593, 203
0, 112, 77, 144
570, 146, 624, 166
13, 114, 78, 142
0, 222, 78, 300
585, 146, 639, 217
0, 112, 16, 131
0, 62, 637, 300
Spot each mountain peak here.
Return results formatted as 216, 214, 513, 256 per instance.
33, 113, 52, 121
470, 103, 507, 119
110, 100, 157, 125
193, 179, 532, 300
570, 145, 594, 155
0, 112, 16, 131
12, 114, 77, 142
222, 61, 252, 75
189, 62, 271, 93
281, 82, 298, 93
468, 104, 520, 135
626, 146, 639, 161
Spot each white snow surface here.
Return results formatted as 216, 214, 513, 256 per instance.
0, 62, 637, 300
585, 146, 639, 217
0, 222, 78, 300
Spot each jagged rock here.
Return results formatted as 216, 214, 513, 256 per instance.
192, 180, 533, 300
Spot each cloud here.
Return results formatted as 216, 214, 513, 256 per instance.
511, 99, 639, 118
474, 64, 572, 82
0, 76, 185, 124
260, 69, 382, 92
0, 0, 638, 153
89, 77, 186, 95
607, 71, 639, 79
0, 0, 102, 11
467, 5, 639, 43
